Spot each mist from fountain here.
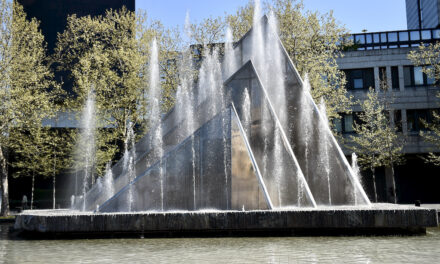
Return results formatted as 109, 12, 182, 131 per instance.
70, 195, 75, 209
103, 162, 114, 202
125, 124, 136, 212
250, 5, 314, 207
198, 46, 229, 207
75, 92, 96, 211
241, 88, 251, 136
175, 15, 198, 209
298, 74, 313, 205
223, 26, 238, 80
351, 153, 363, 205
318, 99, 332, 205
148, 38, 164, 211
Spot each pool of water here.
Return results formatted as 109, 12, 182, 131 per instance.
1, 224, 439, 263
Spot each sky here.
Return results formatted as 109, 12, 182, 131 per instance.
136, 0, 407, 34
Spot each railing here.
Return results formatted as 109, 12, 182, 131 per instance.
344, 28, 440, 51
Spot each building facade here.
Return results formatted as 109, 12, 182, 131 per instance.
338, 27, 440, 204
18, 0, 135, 52
406, 0, 440, 29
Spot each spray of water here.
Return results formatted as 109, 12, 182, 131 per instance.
298, 74, 313, 206
318, 99, 332, 205
149, 38, 164, 211
125, 124, 136, 212
351, 153, 364, 205
103, 162, 114, 201
242, 88, 251, 136
198, 47, 229, 208
223, 26, 238, 80
76, 91, 96, 211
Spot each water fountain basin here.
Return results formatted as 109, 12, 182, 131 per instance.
14, 204, 438, 238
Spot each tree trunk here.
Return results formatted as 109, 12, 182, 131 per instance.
390, 164, 397, 204
53, 154, 56, 209
385, 166, 398, 203
0, 146, 9, 216
31, 170, 35, 210
371, 166, 378, 203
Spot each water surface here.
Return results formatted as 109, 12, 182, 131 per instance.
1, 224, 439, 263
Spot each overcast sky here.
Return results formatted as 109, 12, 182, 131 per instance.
136, 0, 407, 34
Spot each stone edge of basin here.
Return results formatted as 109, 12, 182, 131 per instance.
13, 206, 439, 238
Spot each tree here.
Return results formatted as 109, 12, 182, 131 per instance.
408, 43, 440, 165
226, 0, 352, 122
190, 16, 226, 46
0, 1, 55, 216
54, 8, 144, 178
11, 127, 75, 209
349, 87, 405, 203
54, 8, 181, 180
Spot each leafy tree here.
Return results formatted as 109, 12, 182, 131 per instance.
226, 0, 352, 122
190, 16, 226, 46
0, 1, 55, 216
349, 87, 405, 203
408, 43, 440, 165
11, 127, 75, 209
54, 8, 181, 180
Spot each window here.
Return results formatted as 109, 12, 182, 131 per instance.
344, 68, 375, 90
391, 66, 399, 89
394, 110, 402, 132
334, 112, 363, 134
399, 31, 408, 41
379, 67, 400, 90
403, 66, 436, 87
344, 114, 354, 132
426, 66, 436, 85
379, 67, 387, 89
406, 109, 438, 132
355, 35, 365, 44
388, 32, 398, 42
354, 78, 363, 89
421, 30, 431, 40
410, 31, 420, 41
414, 67, 424, 85
373, 33, 380, 43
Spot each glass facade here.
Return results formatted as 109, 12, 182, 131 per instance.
346, 28, 440, 51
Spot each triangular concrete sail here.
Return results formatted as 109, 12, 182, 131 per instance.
78, 14, 370, 212
231, 103, 272, 210
226, 61, 316, 208
231, 15, 370, 206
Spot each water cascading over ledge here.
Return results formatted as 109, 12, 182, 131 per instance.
76, 13, 370, 213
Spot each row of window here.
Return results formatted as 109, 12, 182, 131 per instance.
334, 109, 438, 134
343, 66, 437, 90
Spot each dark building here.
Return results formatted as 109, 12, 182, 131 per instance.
18, 0, 135, 52
406, 0, 440, 29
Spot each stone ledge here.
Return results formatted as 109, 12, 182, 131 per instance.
14, 204, 438, 238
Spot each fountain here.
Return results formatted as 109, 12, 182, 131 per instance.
14, 8, 438, 237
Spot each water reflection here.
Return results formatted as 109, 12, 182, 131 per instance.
1, 224, 439, 263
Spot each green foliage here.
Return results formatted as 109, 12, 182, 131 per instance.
0, 0, 55, 215
54, 8, 181, 176
349, 88, 405, 170
408, 43, 440, 165
190, 16, 226, 45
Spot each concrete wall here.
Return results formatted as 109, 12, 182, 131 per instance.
337, 47, 440, 155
